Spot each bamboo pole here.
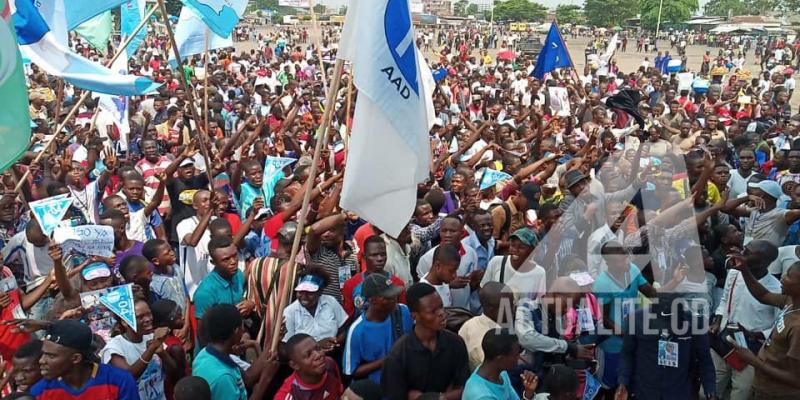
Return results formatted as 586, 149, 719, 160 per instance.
12, 5, 159, 192
343, 66, 353, 154
269, 59, 345, 352
204, 28, 210, 146
156, 0, 215, 190
308, 0, 329, 91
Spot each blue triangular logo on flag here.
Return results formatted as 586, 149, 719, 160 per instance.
99, 284, 136, 332
531, 22, 573, 79
480, 169, 513, 191
261, 156, 297, 209
29, 194, 73, 236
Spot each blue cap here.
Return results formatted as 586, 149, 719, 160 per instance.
749, 180, 781, 199
81, 262, 111, 281
294, 274, 324, 292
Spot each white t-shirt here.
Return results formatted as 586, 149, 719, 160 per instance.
768, 245, 799, 277
282, 294, 347, 342
100, 334, 166, 400
69, 180, 100, 224
416, 245, 479, 310
727, 169, 755, 200
480, 255, 547, 301
0, 232, 54, 289
421, 275, 453, 307
176, 216, 215, 298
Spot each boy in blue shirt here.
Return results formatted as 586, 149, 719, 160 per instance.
343, 272, 412, 383
463, 329, 538, 400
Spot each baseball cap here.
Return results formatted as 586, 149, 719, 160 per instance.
81, 262, 111, 281
748, 180, 781, 199
179, 158, 195, 167
520, 182, 541, 210
277, 221, 298, 245
510, 227, 539, 247
362, 272, 402, 299
44, 319, 95, 357
294, 274, 323, 292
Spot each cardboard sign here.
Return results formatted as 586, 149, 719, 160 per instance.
53, 225, 115, 257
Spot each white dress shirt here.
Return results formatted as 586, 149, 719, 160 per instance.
715, 270, 782, 336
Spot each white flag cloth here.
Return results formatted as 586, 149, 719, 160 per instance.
338, 0, 435, 237
168, 6, 233, 68
94, 48, 131, 152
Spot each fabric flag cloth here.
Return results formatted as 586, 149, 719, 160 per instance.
29, 194, 73, 236
480, 169, 512, 191
94, 48, 130, 152
262, 156, 296, 208
181, 0, 247, 38
65, 0, 125, 30
168, 5, 233, 69
120, 0, 148, 54
531, 21, 572, 79
338, 0, 436, 238
12, 0, 161, 96
599, 33, 618, 69
75, 11, 112, 53
606, 89, 646, 129
99, 284, 136, 332
0, 0, 30, 172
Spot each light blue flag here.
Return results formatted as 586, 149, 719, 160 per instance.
12, 0, 161, 96
531, 21, 573, 79
29, 194, 73, 236
168, 5, 232, 68
120, 0, 147, 54
480, 169, 512, 191
263, 156, 297, 207
66, 0, 126, 30
583, 369, 601, 400
99, 284, 136, 332
181, 0, 247, 38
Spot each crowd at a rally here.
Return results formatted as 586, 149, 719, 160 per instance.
3, 10, 800, 400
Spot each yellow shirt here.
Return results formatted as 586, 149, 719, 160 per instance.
673, 178, 721, 204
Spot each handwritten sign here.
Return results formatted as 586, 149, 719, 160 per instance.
53, 225, 115, 257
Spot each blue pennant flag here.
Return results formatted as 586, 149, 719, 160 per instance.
480, 169, 512, 191
583, 368, 601, 400
263, 156, 297, 203
99, 284, 136, 332
531, 22, 572, 79
67, 0, 126, 30
181, 0, 247, 39
29, 194, 73, 236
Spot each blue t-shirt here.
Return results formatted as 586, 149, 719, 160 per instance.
463, 370, 520, 400
342, 304, 413, 383
592, 264, 648, 353
29, 363, 140, 400
193, 269, 244, 318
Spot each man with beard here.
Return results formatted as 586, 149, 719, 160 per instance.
30, 319, 139, 399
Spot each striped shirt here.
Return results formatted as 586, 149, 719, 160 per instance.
135, 156, 172, 216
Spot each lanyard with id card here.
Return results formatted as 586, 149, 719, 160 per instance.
0, 276, 26, 319
338, 264, 351, 289
658, 331, 679, 368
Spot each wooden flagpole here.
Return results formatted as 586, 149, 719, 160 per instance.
13, 5, 159, 192
343, 66, 354, 154
269, 59, 345, 352
156, 0, 215, 190
308, 0, 329, 91
203, 28, 210, 145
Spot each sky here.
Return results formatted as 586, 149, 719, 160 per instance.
316, 0, 712, 13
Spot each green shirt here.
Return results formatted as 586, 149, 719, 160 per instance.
193, 346, 247, 400
193, 269, 244, 318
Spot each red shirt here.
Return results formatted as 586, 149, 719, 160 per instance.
275, 357, 343, 400
0, 267, 29, 365
341, 272, 407, 317
263, 211, 287, 252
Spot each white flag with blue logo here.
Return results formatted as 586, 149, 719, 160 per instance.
11, 0, 161, 96
168, 5, 233, 68
338, 0, 436, 237
181, 0, 247, 39
29, 194, 73, 236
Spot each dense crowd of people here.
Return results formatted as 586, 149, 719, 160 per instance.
3, 13, 800, 400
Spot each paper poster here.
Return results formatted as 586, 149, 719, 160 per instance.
548, 86, 571, 116
99, 284, 136, 332
480, 169, 513, 190
80, 286, 116, 341
53, 225, 115, 257
677, 72, 694, 92
29, 194, 73, 236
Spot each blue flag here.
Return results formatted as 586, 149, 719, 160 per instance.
29, 194, 73, 236
531, 22, 572, 79
99, 284, 136, 332
480, 169, 512, 191
168, 5, 232, 68
66, 0, 126, 30
263, 156, 297, 205
583, 369, 601, 400
120, 0, 147, 54
181, 0, 247, 38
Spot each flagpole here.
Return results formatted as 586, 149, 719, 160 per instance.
308, 0, 329, 91
269, 59, 345, 353
203, 27, 210, 147
343, 65, 353, 155
13, 5, 159, 193
156, 0, 215, 191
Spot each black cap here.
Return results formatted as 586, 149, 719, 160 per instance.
45, 319, 94, 354
520, 182, 541, 210
564, 169, 589, 189
362, 272, 402, 299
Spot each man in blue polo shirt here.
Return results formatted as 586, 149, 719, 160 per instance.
343, 272, 413, 383
192, 236, 254, 320
193, 304, 279, 400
